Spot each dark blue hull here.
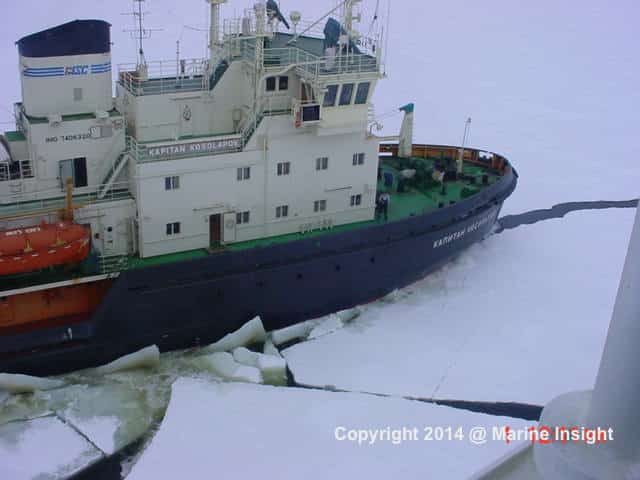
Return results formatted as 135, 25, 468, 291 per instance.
0, 165, 517, 376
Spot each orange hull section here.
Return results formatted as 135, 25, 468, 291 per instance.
0, 279, 113, 333
0, 222, 91, 276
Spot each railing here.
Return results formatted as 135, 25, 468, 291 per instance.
126, 96, 293, 164
0, 180, 132, 217
98, 254, 130, 275
224, 14, 328, 40
118, 58, 211, 96
0, 160, 35, 183
240, 44, 379, 79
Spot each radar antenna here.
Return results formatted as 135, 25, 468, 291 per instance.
122, 0, 162, 69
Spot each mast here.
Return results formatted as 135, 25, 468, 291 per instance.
457, 117, 471, 175
342, 0, 362, 55
206, 0, 227, 67
123, 0, 161, 79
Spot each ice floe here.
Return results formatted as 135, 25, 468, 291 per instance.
128, 378, 534, 479
0, 416, 102, 479
201, 316, 267, 352
93, 345, 160, 376
0, 373, 65, 394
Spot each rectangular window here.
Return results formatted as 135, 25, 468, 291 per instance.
164, 176, 180, 190
323, 85, 339, 107
276, 205, 289, 218
277, 162, 290, 176
237, 167, 251, 181
278, 76, 289, 91
314, 200, 327, 212
236, 211, 250, 224
350, 194, 362, 206
266, 77, 276, 92
354, 82, 371, 104
352, 152, 365, 165
315, 157, 329, 171
166, 222, 181, 235
339, 83, 355, 105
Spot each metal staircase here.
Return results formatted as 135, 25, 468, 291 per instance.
208, 60, 230, 91
98, 152, 129, 200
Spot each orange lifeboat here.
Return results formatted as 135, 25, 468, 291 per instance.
0, 222, 91, 276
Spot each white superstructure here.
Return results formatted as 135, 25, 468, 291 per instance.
1, 0, 387, 262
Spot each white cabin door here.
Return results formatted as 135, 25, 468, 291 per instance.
222, 212, 236, 243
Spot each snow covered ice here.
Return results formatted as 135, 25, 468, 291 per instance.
128, 378, 534, 480
284, 209, 635, 405
0, 416, 102, 480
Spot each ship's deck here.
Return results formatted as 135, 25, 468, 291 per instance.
127, 154, 501, 269
0, 151, 505, 290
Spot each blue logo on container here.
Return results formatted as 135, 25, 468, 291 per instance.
65, 65, 89, 75
23, 62, 111, 78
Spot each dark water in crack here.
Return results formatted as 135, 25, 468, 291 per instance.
497, 199, 638, 232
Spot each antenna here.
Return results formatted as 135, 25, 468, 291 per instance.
457, 117, 472, 174
122, 0, 162, 67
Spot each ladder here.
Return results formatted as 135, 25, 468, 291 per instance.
98, 153, 129, 199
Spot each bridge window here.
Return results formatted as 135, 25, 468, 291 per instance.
323, 85, 338, 107
339, 83, 354, 105
355, 82, 371, 104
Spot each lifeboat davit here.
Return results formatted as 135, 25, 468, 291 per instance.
0, 222, 90, 276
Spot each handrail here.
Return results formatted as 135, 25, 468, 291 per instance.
0, 180, 132, 214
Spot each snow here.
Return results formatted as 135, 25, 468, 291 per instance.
0, 373, 65, 394
284, 209, 635, 405
200, 316, 267, 353
0, 416, 102, 480
92, 345, 160, 376
128, 378, 534, 480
